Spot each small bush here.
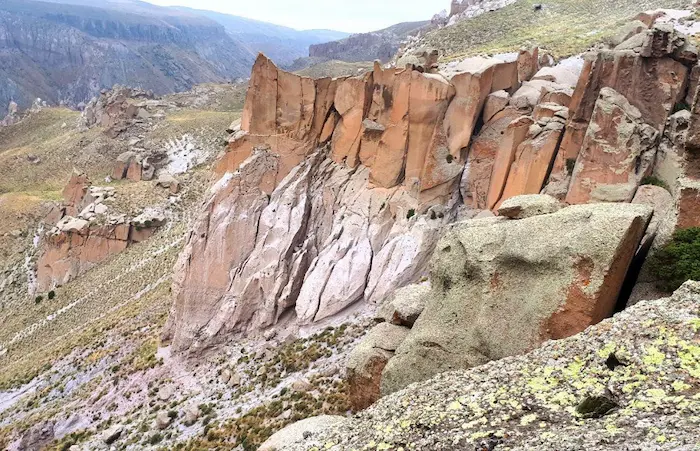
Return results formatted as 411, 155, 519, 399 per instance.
406, 209, 416, 220
648, 227, 700, 292
48, 290, 56, 300
35, 296, 43, 304
148, 433, 163, 445
640, 175, 670, 191
446, 154, 454, 164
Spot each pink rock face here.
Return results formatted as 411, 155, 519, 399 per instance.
486, 116, 534, 210
332, 75, 373, 168
566, 88, 659, 205
498, 120, 565, 207
37, 224, 130, 291
443, 62, 494, 158
360, 64, 411, 188
462, 108, 523, 209
62, 172, 90, 217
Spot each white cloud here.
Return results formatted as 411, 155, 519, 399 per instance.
146, 0, 442, 32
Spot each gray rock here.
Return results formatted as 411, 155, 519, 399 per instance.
259, 416, 348, 451
377, 282, 430, 327
497, 194, 562, 219
155, 411, 171, 430
102, 425, 123, 445
381, 203, 652, 396
183, 405, 200, 426
284, 281, 700, 450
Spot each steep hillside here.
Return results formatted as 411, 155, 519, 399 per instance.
306, 21, 429, 64
174, 7, 350, 67
0, 0, 254, 113
415, 0, 691, 59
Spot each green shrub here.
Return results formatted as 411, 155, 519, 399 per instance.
648, 227, 700, 292
48, 290, 56, 300
406, 209, 416, 220
640, 175, 670, 191
148, 433, 163, 445
35, 296, 43, 304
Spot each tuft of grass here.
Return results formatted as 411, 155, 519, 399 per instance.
640, 175, 670, 191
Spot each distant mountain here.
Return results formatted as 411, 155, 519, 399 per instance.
173, 7, 350, 67
307, 21, 430, 64
0, 0, 349, 113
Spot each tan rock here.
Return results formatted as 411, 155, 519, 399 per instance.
497, 118, 565, 207
486, 116, 534, 210
406, 72, 455, 191
517, 47, 539, 82
566, 88, 659, 204
443, 57, 496, 157
482, 90, 510, 123
462, 107, 523, 209
332, 74, 373, 168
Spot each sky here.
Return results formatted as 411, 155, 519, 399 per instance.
146, 0, 442, 33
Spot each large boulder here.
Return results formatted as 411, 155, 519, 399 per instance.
566, 88, 658, 204
380, 203, 652, 395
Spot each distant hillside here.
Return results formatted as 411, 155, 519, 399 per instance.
0, 0, 349, 114
307, 21, 430, 63
0, 0, 255, 113
173, 7, 350, 67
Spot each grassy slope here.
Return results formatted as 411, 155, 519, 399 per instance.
423, 0, 691, 59
0, 92, 239, 390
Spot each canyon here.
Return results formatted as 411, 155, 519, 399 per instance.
1, 1, 700, 450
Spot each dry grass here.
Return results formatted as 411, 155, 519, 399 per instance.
296, 60, 374, 79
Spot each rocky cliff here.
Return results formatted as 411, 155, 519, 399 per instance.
166, 16, 699, 388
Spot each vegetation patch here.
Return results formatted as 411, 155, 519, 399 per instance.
648, 227, 700, 292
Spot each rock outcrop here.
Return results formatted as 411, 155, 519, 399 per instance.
165, 53, 522, 352
36, 174, 163, 291
283, 281, 700, 450
166, 19, 700, 360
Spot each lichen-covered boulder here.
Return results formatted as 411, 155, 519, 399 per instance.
285, 281, 700, 450
380, 203, 652, 395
